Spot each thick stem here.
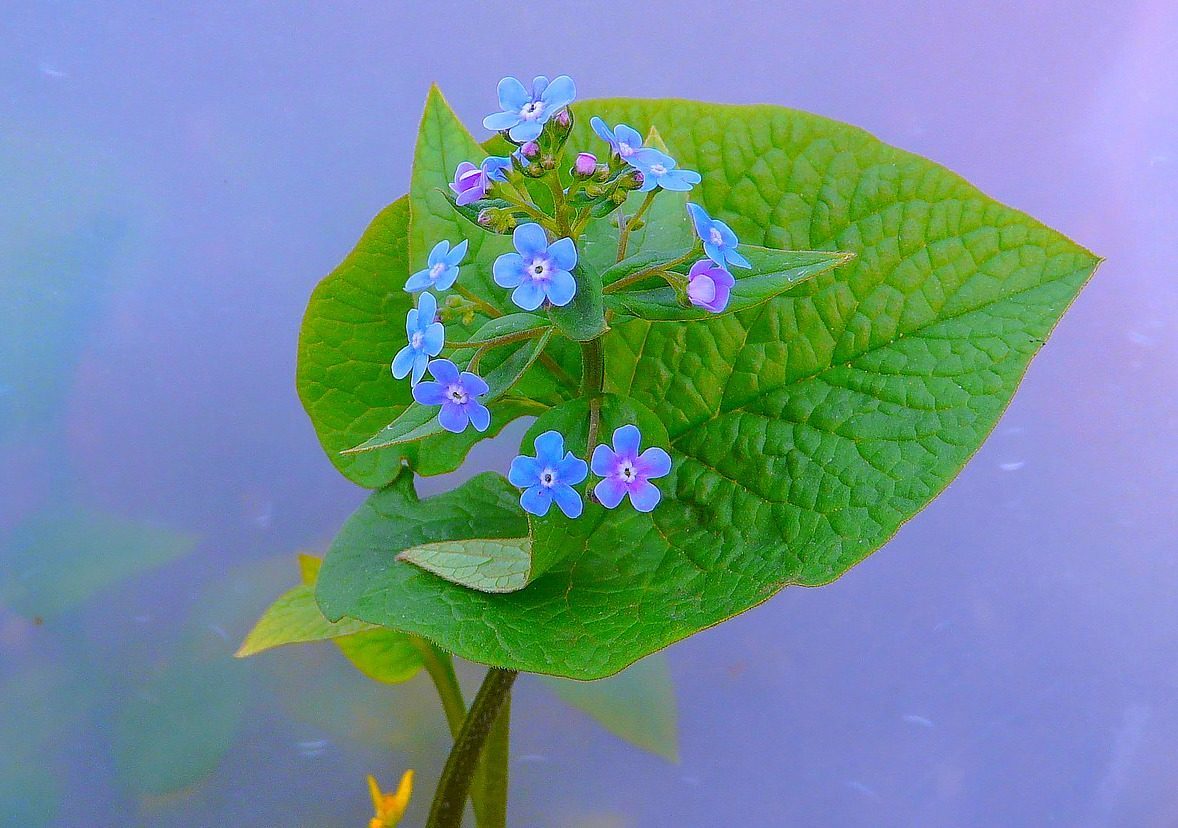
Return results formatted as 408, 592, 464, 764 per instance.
581, 338, 606, 461
545, 173, 571, 236
427, 669, 519, 828
410, 636, 466, 739
472, 690, 512, 828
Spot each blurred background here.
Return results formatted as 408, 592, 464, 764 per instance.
2, 2, 1176, 825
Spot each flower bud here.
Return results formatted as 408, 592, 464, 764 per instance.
618, 168, 644, 190
478, 207, 519, 233
592, 163, 611, 182
573, 152, 597, 178
540, 153, 558, 171
520, 141, 540, 160
554, 109, 571, 129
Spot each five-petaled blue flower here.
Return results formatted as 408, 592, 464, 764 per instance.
483, 75, 576, 143
406, 239, 468, 293
493, 223, 578, 311
590, 117, 644, 162
629, 149, 702, 192
412, 358, 490, 434
509, 430, 589, 519
591, 425, 672, 513
686, 203, 751, 270
391, 291, 444, 386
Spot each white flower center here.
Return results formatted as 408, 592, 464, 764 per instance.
618, 142, 634, 157
540, 468, 557, 488
520, 100, 545, 120
446, 384, 467, 404
649, 163, 668, 175
528, 257, 551, 281
410, 331, 424, 349
709, 227, 725, 246
429, 262, 446, 280
619, 461, 636, 482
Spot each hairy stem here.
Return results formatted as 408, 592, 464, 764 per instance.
602, 244, 701, 295
454, 285, 503, 319
426, 669, 519, 828
581, 337, 606, 462
472, 690, 512, 828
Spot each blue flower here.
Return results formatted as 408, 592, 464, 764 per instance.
406, 239, 468, 292
492, 223, 578, 311
411, 358, 490, 433
391, 291, 444, 386
686, 203, 751, 270
590, 425, 671, 512
590, 117, 644, 161
483, 75, 576, 143
509, 430, 589, 518
629, 149, 702, 193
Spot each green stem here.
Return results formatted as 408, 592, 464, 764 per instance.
454, 285, 502, 319
581, 338, 605, 461
426, 669, 519, 828
545, 173, 571, 235
448, 327, 548, 351
410, 636, 466, 739
472, 689, 511, 828
616, 190, 657, 262
602, 245, 701, 295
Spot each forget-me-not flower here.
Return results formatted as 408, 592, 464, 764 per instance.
450, 157, 511, 206
591, 425, 672, 512
686, 259, 735, 313
391, 291, 444, 385
411, 358, 490, 433
405, 239, 468, 293
590, 117, 643, 162
686, 203, 751, 270
509, 431, 589, 519
629, 149, 701, 192
483, 75, 576, 143
493, 223, 578, 311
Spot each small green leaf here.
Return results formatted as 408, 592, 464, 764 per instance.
398, 537, 533, 593
606, 247, 854, 321
343, 330, 553, 454
235, 581, 375, 657
540, 652, 679, 761
332, 629, 423, 684
548, 263, 608, 341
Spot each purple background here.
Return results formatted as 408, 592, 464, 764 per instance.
3, 2, 1177, 825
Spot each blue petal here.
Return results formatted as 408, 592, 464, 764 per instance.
594, 477, 627, 509
530, 76, 549, 98
391, 344, 416, 379
520, 485, 552, 517
405, 307, 419, 336
590, 444, 616, 476
466, 400, 490, 432
612, 424, 642, 459
703, 240, 725, 267
659, 170, 700, 191
556, 453, 588, 485
483, 110, 522, 131
438, 402, 467, 433
547, 237, 577, 270
445, 238, 469, 266
533, 430, 565, 466
496, 76, 530, 112
540, 75, 576, 110
508, 119, 543, 143
511, 279, 546, 311
493, 252, 525, 287
404, 268, 433, 292
427, 358, 459, 385
725, 248, 751, 269
417, 290, 437, 321
615, 124, 643, 149
461, 371, 489, 397
427, 239, 449, 267
509, 456, 542, 487
629, 148, 673, 173
714, 219, 739, 248
434, 265, 459, 291
513, 222, 548, 257
552, 484, 583, 519
412, 380, 446, 406
423, 323, 444, 355
637, 176, 658, 193
411, 352, 429, 386
628, 479, 662, 512
544, 268, 577, 307
636, 446, 672, 479
686, 202, 711, 237
590, 116, 614, 146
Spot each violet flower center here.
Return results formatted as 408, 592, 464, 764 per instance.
446, 384, 468, 404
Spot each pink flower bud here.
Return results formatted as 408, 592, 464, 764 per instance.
520, 141, 540, 159
573, 152, 597, 177
555, 109, 571, 128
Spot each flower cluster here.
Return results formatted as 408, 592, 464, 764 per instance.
385, 72, 758, 519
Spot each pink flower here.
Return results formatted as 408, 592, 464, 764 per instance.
685, 259, 735, 313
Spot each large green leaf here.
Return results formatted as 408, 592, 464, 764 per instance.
315, 98, 1097, 679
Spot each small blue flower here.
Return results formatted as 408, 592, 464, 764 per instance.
686, 203, 751, 270
591, 425, 671, 513
509, 430, 589, 518
412, 358, 490, 433
629, 149, 702, 193
391, 291, 444, 386
492, 223, 578, 311
590, 117, 644, 161
483, 75, 576, 143
406, 239, 468, 293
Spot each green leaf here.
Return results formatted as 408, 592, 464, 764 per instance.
398, 537, 533, 593
606, 246, 854, 321
548, 263, 607, 341
316, 99, 1097, 679
332, 629, 423, 684
343, 329, 553, 454
235, 581, 375, 657
0, 507, 197, 620
539, 652, 679, 761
